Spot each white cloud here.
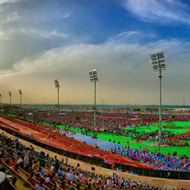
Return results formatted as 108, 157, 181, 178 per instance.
121, 0, 190, 24
6, 12, 20, 22
1, 34, 190, 78
107, 31, 157, 44
0, 30, 13, 39
0, 28, 68, 40
18, 29, 68, 39
0, 0, 20, 4
1, 31, 190, 104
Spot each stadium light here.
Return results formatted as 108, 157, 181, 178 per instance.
18, 89, 22, 108
54, 80, 60, 124
89, 69, 98, 130
9, 92, 12, 111
150, 52, 166, 147
0, 93, 2, 106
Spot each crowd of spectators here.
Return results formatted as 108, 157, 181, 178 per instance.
0, 132, 164, 190
110, 146, 190, 172
12, 109, 190, 138
179, 135, 190, 140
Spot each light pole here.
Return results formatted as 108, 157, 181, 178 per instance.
54, 80, 60, 124
9, 92, 12, 111
150, 52, 166, 147
89, 69, 98, 130
18, 89, 22, 108
0, 93, 2, 107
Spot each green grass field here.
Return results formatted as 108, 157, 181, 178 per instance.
56, 122, 190, 157
4, 114, 190, 157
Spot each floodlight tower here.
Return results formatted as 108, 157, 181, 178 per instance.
0, 93, 2, 106
18, 89, 22, 108
150, 52, 166, 147
89, 69, 98, 130
54, 80, 60, 124
9, 92, 12, 111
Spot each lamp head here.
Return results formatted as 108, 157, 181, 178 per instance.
89, 69, 98, 82
54, 80, 60, 88
19, 89, 22, 95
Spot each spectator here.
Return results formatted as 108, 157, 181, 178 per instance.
54, 156, 60, 173
35, 178, 45, 190
11, 177, 17, 189
35, 173, 40, 183
38, 151, 45, 167
50, 173, 56, 185
66, 157, 68, 165
67, 170, 75, 181
15, 139, 20, 151
27, 172, 36, 187
32, 160, 39, 173
44, 176, 52, 190
24, 147, 30, 172
59, 181, 66, 190
14, 164, 19, 174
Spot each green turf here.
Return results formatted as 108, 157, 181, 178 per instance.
124, 122, 190, 135
152, 121, 190, 128
56, 123, 190, 157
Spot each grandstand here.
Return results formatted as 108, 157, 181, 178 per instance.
0, 112, 190, 189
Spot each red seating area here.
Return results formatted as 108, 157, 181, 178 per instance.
0, 115, 154, 169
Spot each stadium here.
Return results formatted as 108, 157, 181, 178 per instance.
1, 109, 190, 189
1, 0, 190, 190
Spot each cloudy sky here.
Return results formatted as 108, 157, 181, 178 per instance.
0, 0, 190, 105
